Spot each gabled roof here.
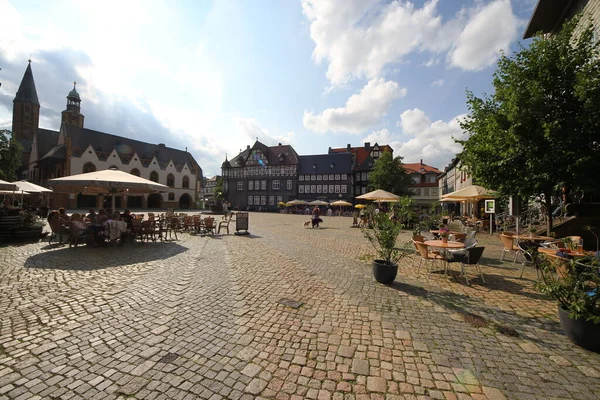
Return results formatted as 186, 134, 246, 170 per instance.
404, 162, 442, 175
14, 63, 40, 105
523, 0, 574, 39
329, 142, 393, 170
64, 125, 198, 174
298, 153, 353, 175
37, 129, 61, 161
39, 144, 66, 161
227, 141, 299, 168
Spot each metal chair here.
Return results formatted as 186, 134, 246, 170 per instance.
517, 241, 542, 279
446, 246, 486, 285
414, 242, 445, 274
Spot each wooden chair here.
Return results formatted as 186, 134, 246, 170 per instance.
499, 234, 520, 265
218, 214, 233, 235
203, 217, 215, 235
452, 233, 467, 242
48, 215, 67, 245
183, 215, 195, 232
166, 217, 180, 240
411, 236, 425, 266
131, 218, 143, 241
414, 241, 445, 274
142, 220, 154, 242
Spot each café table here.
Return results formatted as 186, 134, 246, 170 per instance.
424, 240, 465, 249
538, 247, 592, 259
512, 234, 554, 241
429, 230, 463, 235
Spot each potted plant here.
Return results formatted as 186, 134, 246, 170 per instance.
439, 226, 450, 243
362, 202, 410, 284
562, 237, 576, 252
584, 226, 599, 258
14, 210, 45, 242
535, 254, 600, 352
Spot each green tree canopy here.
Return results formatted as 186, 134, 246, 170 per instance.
457, 16, 600, 232
0, 130, 23, 182
368, 151, 412, 196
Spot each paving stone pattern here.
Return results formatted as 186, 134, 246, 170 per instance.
0, 212, 599, 399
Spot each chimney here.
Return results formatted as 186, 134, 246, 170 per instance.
420, 159, 423, 165
247, 145, 250, 150
158, 143, 165, 149
364, 142, 370, 150
347, 144, 351, 151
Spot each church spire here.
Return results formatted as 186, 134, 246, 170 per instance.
14, 62, 40, 106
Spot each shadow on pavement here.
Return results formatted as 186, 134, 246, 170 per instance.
25, 242, 188, 271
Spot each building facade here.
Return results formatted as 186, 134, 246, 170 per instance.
524, 0, 600, 39
222, 141, 299, 211
438, 157, 475, 215
11, 62, 202, 209
203, 175, 221, 205
404, 160, 442, 207
297, 153, 353, 203
328, 142, 393, 196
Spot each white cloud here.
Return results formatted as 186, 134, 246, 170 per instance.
303, 78, 406, 134
449, 0, 519, 71
431, 79, 444, 87
302, 0, 519, 85
236, 118, 295, 147
361, 108, 465, 169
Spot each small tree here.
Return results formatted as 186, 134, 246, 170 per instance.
457, 16, 600, 234
368, 151, 412, 195
0, 130, 23, 181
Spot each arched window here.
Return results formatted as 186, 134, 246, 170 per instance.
168, 192, 175, 201
150, 171, 159, 182
82, 162, 96, 173
182, 175, 189, 189
130, 168, 140, 177
167, 173, 175, 187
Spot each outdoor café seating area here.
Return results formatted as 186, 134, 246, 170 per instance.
47, 210, 235, 248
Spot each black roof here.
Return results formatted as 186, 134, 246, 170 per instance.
227, 140, 299, 168
37, 129, 60, 160
14, 63, 40, 106
298, 153, 353, 175
523, 0, 574, 39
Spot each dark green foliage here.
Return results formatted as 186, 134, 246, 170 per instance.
362, 198, 412, 264
368, 151, 412, 196
0, 130, 23, 181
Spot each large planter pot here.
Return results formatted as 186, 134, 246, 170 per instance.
14, 227, 44, 242
372, 260, 398, 284
558, 305, 600, 353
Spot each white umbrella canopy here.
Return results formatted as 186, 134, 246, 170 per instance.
11, 180, 53, 193
441, 185, 496, 200
330, 200, 352, 207
286, 199, 308, 206
309, 200, 329, 206
356, 189, 399, 202
0, 179, 17, 191
47, 168, 168, 195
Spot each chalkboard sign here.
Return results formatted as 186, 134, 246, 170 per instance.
235, 212, 249, 235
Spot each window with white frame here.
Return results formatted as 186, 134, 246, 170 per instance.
261, 180, 266, 190
287, 180, 292, 190
322, 174, 328, 181
412, 175, 420, 184
361, 186, 366, 194
323, 185, 328, 194
341, 185, 347, 193
423, 188, 429, 196
341, 174, 347, 180
272, 180, 280, 190
317, 174, 322, 181
277, 196, 282, 203
299, 185, 304, 193
261, 196, 266, 205
335, 174, 340, 181
237, 181, 243, 191
426, 174, 436, 183
361, 172, 367, 181
255, 180, 260, 190
335, 185, 340, 193
329, 174, 334, 180
304, 184, 310, 193
299, 175, 304, 181
254, 195, 260, 205
280, 167, 285, 175
269, 196, 274, 205
355, 186, 361, 194
249, 180, 254, 190
311, 185, 316, 193
248, 195, 253, 205
317, 185, 322, 193
329, 185, 334, 193
311, 175, 316, 181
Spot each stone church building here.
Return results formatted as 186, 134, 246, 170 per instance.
12, 61, 202, 209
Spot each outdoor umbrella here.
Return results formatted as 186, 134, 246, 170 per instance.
330, 200, 352, 207
286, 199, 308, 206
308, 200, 329, 206
355, 204, 367, 209
441, 185, 496, 201
0, 179, 17, 191
11, 180, 53, 205
48, 168, 168, 211
356, 189, 399, 202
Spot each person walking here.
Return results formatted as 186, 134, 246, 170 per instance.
311, 206, 322, 229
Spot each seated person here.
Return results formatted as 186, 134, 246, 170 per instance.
58, 207, 70, 225
70, 213, 93, 241
95, 209, 109, 225
111, 211, 122, 221
86, 209, 97, 223
121, 209, 133, 229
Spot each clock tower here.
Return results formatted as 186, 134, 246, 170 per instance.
61, 82, 85, 128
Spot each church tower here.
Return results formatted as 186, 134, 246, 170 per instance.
12, 60, 40, 145
61, 82, 84, 128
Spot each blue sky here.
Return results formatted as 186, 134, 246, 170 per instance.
0, 0, 538, 177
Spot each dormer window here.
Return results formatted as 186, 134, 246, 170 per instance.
420, 167, 425, 173
372, 150, 380, 159
330, 163, 334, 168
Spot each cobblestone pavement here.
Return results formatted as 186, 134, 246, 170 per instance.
1, 212, 599, 400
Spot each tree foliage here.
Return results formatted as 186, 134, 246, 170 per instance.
457, 16, 600, 232
368, 151, 412, 195
0, 130, 23, 181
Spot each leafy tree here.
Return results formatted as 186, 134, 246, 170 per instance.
457, 16, 600, 233
368, 151, 412, 195
0, 130, 23, 181
214, 176, 223, 201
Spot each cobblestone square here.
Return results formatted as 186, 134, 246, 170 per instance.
1, 212, 599, 399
